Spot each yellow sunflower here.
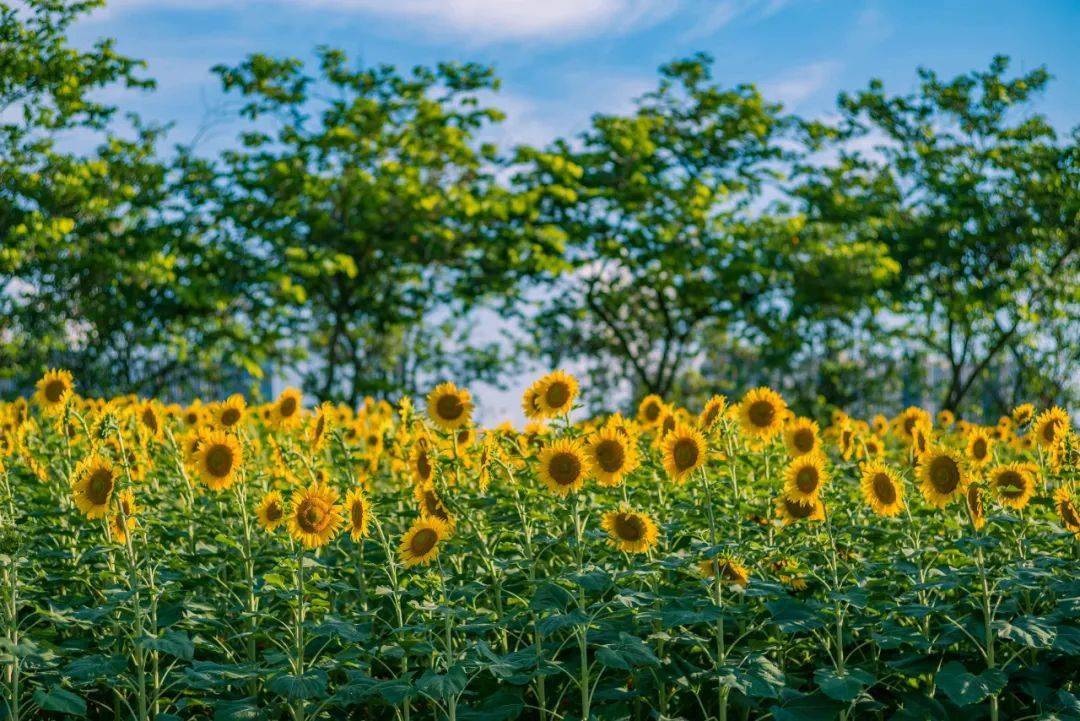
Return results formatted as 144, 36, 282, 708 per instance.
662, 423, 707, 483
344, 487, 371, 541
936, 409, 955, 428
862, 435, 884, 459
859, 461, 904, 517
587, 425, 639, 487
636, 394, 667, 428
272, 388, 304, 429
1011, 403, 1035, 427
1033, 407, 1070, 449
537, 438, 591, 497
738, 387, 787, 441
414, 482, 454, 526
399, 517, 448, 567
138, 401, 163, 441
988, 462, 1038, 510
530, 371, 578, 419
783, 454, 829, 503
287, 482, 344, 549
195, 430, 243, 491
965, 428, 993, 467
967, 484, 987, 530
256, 490, 286, 532
410, 441, 436, 485
600, 508, 659, 554
70, 454, 117, 519
775, 492, 825, 526
215, 394, 246, 430
895, 407, 931, 443
699, 557, 750, 587
308, 402, 333, 450
910, 420, 933, 458
698, 395, 728, 431
1053, 487, 1080, 535
110, 489, 138, 542
783, 417, 820, 458
35, 369, 74, 414
917, 446, 969, 508
426, 382, 473, 432
871, 414, 889, 436
520, 384, 543, 420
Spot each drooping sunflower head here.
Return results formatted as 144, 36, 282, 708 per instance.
909, 419, 933, 458
287, 482, 343, 549
426, 382, 473, 432
138, 401, 163, 441
1053, 486, 1080, 535
399, 516, 448, 568
35, 369, 75, 414
662, 423, 706, 483
414, 482, 453, 525
967, 484, 987, 530
989, 462, 1038, 510
600, 508, 659, 554
738, 387, 787, 441
256, 490, 286, 532
344, 487, 371, 541
698, 395, 728, 431
195, 430, 243, 491
636, 395, 667, 429
783, 454, 829, 503
965, 428, 993, 467
917, 446, 969, 508
1034, 407, 1070, 449
699, 557, 750, 587
1011, 403, 1035, 427
531, 371, 578, 419
410, 442, 436, 485
71, 454, 117, 519
109, 489, 138, 542
273, 388, 304, 429
537, 438, 591, 497
783, 417, 820, 458
215, 394, 246, 430
775, 492, 825, 526
308, 402, 333, 450
859, 461, 904, 517
588, 425, 639, 487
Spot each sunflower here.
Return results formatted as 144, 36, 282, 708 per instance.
662, 423, 706, 483
1011, 403, 1035, 427
182, 402, 204, 428
308, 403, 333, 450
965, 428, 993, 467
195, 430, 243, 491
287, 482, 344, 549
1053, 487, 1080, 535
215, 394, 246, 430
1033, 407, 1070, 449
895, 407, 931, 442
426, 382, 473, 431
699, 557, 750, 587
601, 508, 659, 554
862, 435, 884, 459
399, 517, 448, 567
410, 442, 436, 485
35, 369, 74, 414
272, 388, 304, 429
967, 484, 987, 530
414, 482, 453, 525
530, 371, 578, 419
988, 462, 1038, 510
738, 387, 787, 441
587, 425, 639, 487
871, 414, 889, 436
936, 409, 955, 428
138, 401, 163, 441
636, 395, 667, 428
910, 420, 933, 458
70, 454, 117, 519
775, 492, 825, 525
917, 446, 969, 508
256, 490, 286, 532
698, 395, 728, 431
783, 454, 829, 503
537, 438, 591, 497
783, 418, 820, 458
859, 461, 904, 517
110, 489, 138, 542
344, 487, 371, 541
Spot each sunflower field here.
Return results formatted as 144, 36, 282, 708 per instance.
1, 369, 1078, 721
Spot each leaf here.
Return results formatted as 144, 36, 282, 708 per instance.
889, 692, 948, 720
934, 662, 1007, 707
770, 691, 845, 721
569, 570, 611, 593
766, 598, 825, 633
998, 615, 1056, 649
814, 667, 875, 702
459, 688, 524, 721
537, 610, 588, 635
734, 653, 786, 699
530, 582, 573, 612
33, 686, 86, 716
595, 632, 660, 670
267, 670, 328, 700
63, 654, 128, 681
141, 630, 195, 660
213, 698, 260, 721
416, 666, 467, 700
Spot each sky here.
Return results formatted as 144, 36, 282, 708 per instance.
67, 0, 1079, 422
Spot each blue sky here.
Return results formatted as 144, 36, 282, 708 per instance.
70, 0, 1079, 422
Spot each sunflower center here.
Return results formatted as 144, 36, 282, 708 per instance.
44, 380, 67, 403
313, 416, 325, 440
265, 502, 283, 522
871, 473, 896, 504
221, 407, 241, 426
795, 466, 819, 494
793, 429, 815, 453
545, 382, 571, 409
548, 452, 582, 485
784, 497, 813, 519
672, 438, 699, 471
410, 528, 438, 556
1042, 419, 1060, 443
973, 439, 987, 460
994, 470, 1023, 498
436, 394, 464, 421
1060, 499, 1079, 527
279, 396, 298, 418
928, 456, 960, 494
594, 439, 625, 473
350, 499, 365, 527
142, 409, 158, 432
747, 400, 775, 428
416, 451, 432, 481
297, 499, 329, 533
967, 486, 984, 516
205, 444, 234, 478
86, 469, 114, 505
643, 402, 661, 422
613, 513, 644, 542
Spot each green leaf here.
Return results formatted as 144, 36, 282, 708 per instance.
416, 666, 467, 700
595, 633, 660, 670
998, 616, 1056, 649
267, 670, 329, 700
141, 630, 195, 660
33, 686, 86, 716
766, 598, 825, 633
213, 698, 260, 721
771, 691, 845, 721
814, 667, 874, 702
890, 692, 948, 720
530, 582, 573, 612
459, 688, 524, 721
934, 662, 1007, 707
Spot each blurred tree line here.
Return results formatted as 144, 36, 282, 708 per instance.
2, 0, 1077, 419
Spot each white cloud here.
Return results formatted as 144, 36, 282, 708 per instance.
761, 60, 842, 108
680, 0, 794, 40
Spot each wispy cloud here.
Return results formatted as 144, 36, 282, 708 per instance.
761, 59, 842, 108
680, 0, 795, 41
